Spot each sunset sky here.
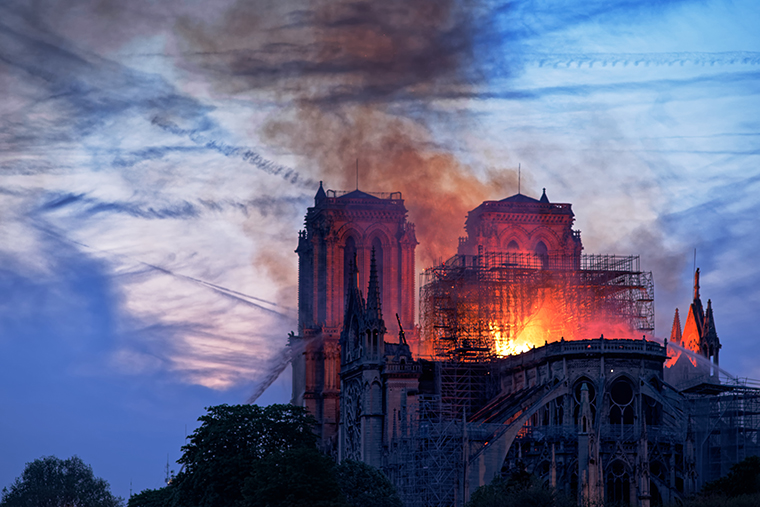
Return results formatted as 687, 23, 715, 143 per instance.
1, 0, 759, 499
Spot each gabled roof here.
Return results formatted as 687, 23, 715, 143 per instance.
338, 189, 379, 200
500, 193, 541, 203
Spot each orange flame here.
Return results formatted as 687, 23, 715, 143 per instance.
484, 289, 642, 358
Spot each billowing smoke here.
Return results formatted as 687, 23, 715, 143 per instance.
170, 0, 517, 266
265, 108, 519, 265
3, 0, 754, 390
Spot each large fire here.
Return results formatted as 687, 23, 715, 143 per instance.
487, 296, 642, 358
420, 268, 651, 359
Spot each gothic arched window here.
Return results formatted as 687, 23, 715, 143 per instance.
606, 460, 631, 505
535, 241, 549, 269
609, 378, 635, 425
371, 237, 384, 306
344, 236, 357, 299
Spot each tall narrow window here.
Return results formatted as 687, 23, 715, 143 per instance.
535, 241, 549, 269
609, 378, 635, 425
344, 236, 357, 300
607, 461, 631, 505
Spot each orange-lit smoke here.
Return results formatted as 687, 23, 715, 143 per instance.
257, 0, 506, 268
266, 106, 517, 269
174, 0, 511, 266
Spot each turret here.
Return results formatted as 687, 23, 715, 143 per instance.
670, 308, 682, 345
703, 299, 721, 366
315, 180, 326, 205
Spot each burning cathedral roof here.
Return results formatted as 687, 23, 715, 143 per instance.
420, 189, 654, 359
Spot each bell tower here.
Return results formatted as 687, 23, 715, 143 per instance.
291, 183, 417, 449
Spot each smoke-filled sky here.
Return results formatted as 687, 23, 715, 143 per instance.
1, 0, 758, 498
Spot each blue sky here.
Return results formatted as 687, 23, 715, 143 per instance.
1, 0, 759, 499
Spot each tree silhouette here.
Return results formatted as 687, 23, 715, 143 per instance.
1, 455, 123, 507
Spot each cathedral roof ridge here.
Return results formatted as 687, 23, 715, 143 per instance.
468, 198, 574, 216
500, 192, 542, 203
330, 189, 403, 201
337, 189, 380, 200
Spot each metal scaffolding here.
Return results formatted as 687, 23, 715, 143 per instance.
439, 361, 494, 421
419, 252, 654, 359
386, 395, 464, 507
686, 379, 760, 487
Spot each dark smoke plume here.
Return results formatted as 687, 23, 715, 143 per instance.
173, 0, 516, 266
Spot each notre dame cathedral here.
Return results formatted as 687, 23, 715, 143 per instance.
289, 183, 760, 507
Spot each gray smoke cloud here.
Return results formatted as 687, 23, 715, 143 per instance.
2, 0, 758, 388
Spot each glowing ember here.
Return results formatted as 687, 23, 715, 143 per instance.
490, 322, 532, 357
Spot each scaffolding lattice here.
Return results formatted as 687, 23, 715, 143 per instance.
686, 381, 760, 487
386, 395, 464, 507
419, 253, 655, 359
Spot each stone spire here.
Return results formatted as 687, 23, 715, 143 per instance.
315, 180, 327, 205
670, 308, 682, 345
366, 247, 382, 322
344, 252, 364, 316
703, 299, 721, 365
704, 299, 717, 339
689, 268, 705, 340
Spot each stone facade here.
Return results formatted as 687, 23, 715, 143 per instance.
291, 185, 754, 507
291, 183, 416, 449
457, 190, 582, 269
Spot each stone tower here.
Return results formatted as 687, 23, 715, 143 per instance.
457, 189, 582, 268
291, 183, 417, 449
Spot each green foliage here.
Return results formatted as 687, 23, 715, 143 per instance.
170, 403, 321, 507
466, 468, 576, 507
243, 447, 348, 507
335, 460, 402, 507
131, 403, 401, 507
0, 455, 123, 507
702, 456, 760, 498
674, 456, 760, 507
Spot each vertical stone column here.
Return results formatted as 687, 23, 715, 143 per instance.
312, 237, 322, 325
325, 235, 337, 327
